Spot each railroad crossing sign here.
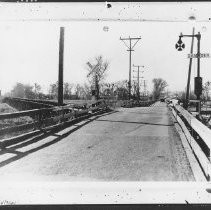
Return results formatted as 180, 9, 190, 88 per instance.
187, 53, 210, 58
175, 37, 185, 51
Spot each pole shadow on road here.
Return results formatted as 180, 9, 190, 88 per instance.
0, 110, 117, 169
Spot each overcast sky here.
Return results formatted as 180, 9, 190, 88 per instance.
0, 2, 211, 94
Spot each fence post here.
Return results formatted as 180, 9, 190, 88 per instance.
61, 107, 65, 122
37, 110, 42, 130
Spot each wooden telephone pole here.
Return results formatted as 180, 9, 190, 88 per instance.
133, 64, 144, 100
120, 36, 141, 100
176, 29, 202, 114
185, 27, 195, 109
58, 27, 64, 106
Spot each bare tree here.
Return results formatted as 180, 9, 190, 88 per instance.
11, 83, 25, 98
75, 84, 85, 99
24, 84, 35, 99
86, 55, 109, 100
113, 80, 129, 100
82, 83, 92, 99
100, 82, 116, 99
203, 81, 211, 101
152, 78, 168, 100
48, 82, 58, 99
63, 82, 74, 100
74, 83, 91, 100
34, 83, 41, 99
132, 80, 139, 99
11, 83, 35, 99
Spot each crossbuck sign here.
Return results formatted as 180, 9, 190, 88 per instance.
187, 53, 210, 58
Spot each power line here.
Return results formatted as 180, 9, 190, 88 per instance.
140, 80, 147, 97
133, 64, 144, 100
120, 36, 141, 100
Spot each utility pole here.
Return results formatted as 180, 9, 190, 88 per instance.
175, 30, 202, 114
58, 27, 64, 106
143, 80, 147, 97
120, 36, 141, 100
140, 79, 147, 99
196, 32, 201, 113
133, 64, 144, 100
185, 27, 195, 109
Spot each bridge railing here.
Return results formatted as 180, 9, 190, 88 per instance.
2, 97, 54, 110
0, 100, 108, 147
8, 97, 60, 106
171, 103, 211, 180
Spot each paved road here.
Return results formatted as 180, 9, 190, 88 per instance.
0, 102, 194, 181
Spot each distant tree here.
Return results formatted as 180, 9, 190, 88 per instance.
152, 78, 168, 100
48, 82, 75, 100
74, 83, 92, 100
176, 90, 196, 105
34, 83, 41, 99
24, 84, 35, 99
63, 82, 74, 100
48, 82, 58, 99
37, 92, 48, 100
116, 87, 128, 100
113, 80, 128, 100
100, 82, 116, 99
100, 80, 129, 100
11, 83, 25, 98
10, 83, 35, 99
203, 81, 211, 101
86, 55, 109, 99
132, 81, 139, 99
74, 84, 84, 99
81, 83, 92, 100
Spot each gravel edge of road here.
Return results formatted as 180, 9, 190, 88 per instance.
168, 106, 206, 181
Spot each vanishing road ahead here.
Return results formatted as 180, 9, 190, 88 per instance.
0, 102, 194, 181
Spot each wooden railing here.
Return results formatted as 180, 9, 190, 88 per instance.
170, 102, 211, 180
0, 100, 108, 148
2, 97, 54, 110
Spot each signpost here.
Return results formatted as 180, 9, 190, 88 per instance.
87, 62, 100, 101
175, 30, 203, 114
187, 53, 210, 58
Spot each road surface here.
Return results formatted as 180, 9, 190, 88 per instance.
0, 102, 194, 181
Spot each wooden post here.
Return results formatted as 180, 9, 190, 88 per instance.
196, 32, 201, 114
185, 27, 195, 109
58, 27, 64, 106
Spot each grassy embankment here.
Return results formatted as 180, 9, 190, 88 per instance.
0, 103, 33, 139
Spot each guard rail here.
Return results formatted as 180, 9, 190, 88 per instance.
171, 103, 211, 180
0, 100, 108, 147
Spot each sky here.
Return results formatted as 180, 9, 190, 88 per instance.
0, 2, 211, 95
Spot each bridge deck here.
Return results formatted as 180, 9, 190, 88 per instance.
0, 102, 194, 181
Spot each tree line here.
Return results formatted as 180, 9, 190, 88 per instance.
5, 80, 134, 101
5, 78, 210, 102
4, 54, 211, 102
174, 81, 211, 102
